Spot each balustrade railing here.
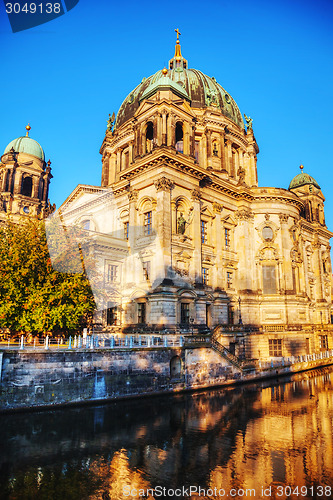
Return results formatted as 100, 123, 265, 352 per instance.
0, 334, 185, 351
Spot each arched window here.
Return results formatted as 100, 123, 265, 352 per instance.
175, 122, 183, 153
21, 177, 32, 197
82, 220, 90, 230
146, 122, 154, 153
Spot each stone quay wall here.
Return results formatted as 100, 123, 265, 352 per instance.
1, 345, 333, 412
0, 346, 239, 411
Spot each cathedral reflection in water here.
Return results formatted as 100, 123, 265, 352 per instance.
0, 367, 332, 499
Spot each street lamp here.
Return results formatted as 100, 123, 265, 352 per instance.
190, 317, 194, 335
238, 296, 243, 325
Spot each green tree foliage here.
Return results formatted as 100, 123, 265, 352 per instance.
0, 219, 95, 335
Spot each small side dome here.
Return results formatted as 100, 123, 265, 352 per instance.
289, 165, 320, 190
4, 125, 45, 161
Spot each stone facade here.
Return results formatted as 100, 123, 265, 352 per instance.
54, 37, 332, 339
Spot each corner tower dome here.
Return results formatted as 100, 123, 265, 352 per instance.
4, 124, 45, 161
115, 32, 244, 130
289, 165, 320, 190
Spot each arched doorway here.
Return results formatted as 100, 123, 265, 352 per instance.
170, 356, 182, 379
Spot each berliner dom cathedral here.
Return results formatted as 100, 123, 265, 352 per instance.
2, 32, 332, 359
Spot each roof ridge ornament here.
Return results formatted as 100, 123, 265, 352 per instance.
25, 123, 31, 137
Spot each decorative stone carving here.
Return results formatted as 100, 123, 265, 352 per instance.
236, 209, 254, 220
313, 233, 321, 249
154, 177, 174, 192
191, 188, 201, 201
279, 213, 289, 223
213, 202, 222, 213
128, 189, 138, 202
264, 213, 270, 221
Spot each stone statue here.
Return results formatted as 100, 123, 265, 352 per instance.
177, 213, 186, 234
244, 114, 253, 130
107, 112, 115, 132
237, 166, 246, 185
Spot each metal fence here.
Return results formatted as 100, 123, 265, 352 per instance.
0, 334, 185, 350
257, 349, 333, 369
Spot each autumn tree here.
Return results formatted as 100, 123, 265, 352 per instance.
0, 218, 95, 336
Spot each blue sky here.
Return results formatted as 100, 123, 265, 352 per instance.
1, 0, 333, 227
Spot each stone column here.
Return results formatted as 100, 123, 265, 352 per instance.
202, 135, 208, 170
128, 189, 138, 255
134, 124, 140, 158
156, 114, 162, 146
279, 214, 293, 292
13, 170, 23, 195
190, 188, 202, 283
154, 177, 174, 277
235, 209, 254, 291
167, 113, 175, 147
141, 122, 146, 155
129, 141, 134, 164
184, 122, 190, 156
220, 132, 227, 172
162, 111, 167, 145
226, 140, 232, 177
101, 153, 110, 186
213, 202, 223, 288
109, 153, 117, 184
190, 124, 196, 158
32, 176, 39, 198
206, 130, 212, 168
171, 200, 177, 234
117, 149, 122, 172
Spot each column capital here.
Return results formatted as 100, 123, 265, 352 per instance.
279, 213, 289, 223
191, 188, 201, 201
154, 177, 174, 192
128, 189, 138, 202
213, 202, 223, 214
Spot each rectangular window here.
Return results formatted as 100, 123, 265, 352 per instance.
227, 271, 233, 289
225, 228, 230, 248
138, 303, 146, 324
269, 339, 282, 357
319, 335, 328, 351
144, 211, 152, 235
306, 338, 310, 354
143, 261, 150, 280
181, 303, 190, 325
107, 304, 117, 326
124, 221, 129, 240
201, 220, 207, 244
202, 267, 209, 285
107, 264, 118, 282
262, 265, 277, 294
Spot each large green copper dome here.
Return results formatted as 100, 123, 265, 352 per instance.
289, 168, 320, 190
115, 39, 244, 130
4, 130, 44, 161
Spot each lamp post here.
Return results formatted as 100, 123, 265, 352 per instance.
238, 296, 243, 325
190, 317, 194, 335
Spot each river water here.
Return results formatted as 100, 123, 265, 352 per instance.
0, 368, 332, 500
